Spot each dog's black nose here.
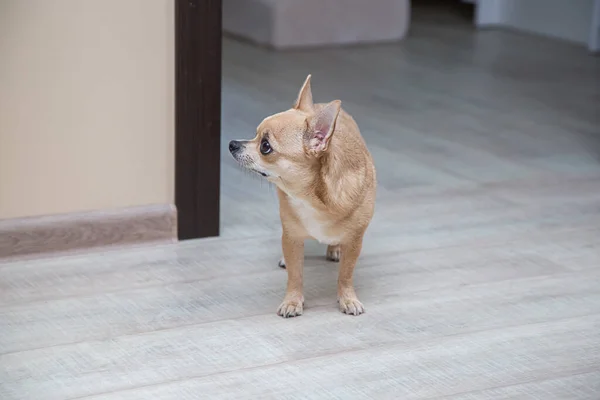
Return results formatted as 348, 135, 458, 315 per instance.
229, 140, 241, 154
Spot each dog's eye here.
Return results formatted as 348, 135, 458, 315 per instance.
260, 138, 272, 155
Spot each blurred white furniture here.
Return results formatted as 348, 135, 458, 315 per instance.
223, 0, 411, 49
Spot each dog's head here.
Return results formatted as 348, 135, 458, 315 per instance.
229, 75, 341, 186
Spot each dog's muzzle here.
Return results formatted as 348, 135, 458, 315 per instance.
228, 140, 266, 176
229, 140, 242, 155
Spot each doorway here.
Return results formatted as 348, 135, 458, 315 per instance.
174, 0, 222, 240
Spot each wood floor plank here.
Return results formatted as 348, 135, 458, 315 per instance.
2, 200, 598, 307
0, 244, 580, 353
72, 315, 600, 400
2, 272, 599, 399
440, 371, 600, 400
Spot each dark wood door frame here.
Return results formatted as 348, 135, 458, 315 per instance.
175, 0, 222, 240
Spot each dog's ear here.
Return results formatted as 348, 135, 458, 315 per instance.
293, 74, 314, 112
305, 100, 341, 155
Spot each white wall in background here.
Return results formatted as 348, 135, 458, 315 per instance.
475, 0, 505, 27
476, 0, 599, 52
590, 0, 600, 51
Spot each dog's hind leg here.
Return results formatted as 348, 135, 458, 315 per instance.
326, 245, 341, 262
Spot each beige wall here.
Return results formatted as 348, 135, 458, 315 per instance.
0, 0, 174, 219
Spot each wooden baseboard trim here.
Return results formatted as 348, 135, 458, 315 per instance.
0, 204, 177, 261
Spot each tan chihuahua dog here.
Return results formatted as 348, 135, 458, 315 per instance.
229, 75, 376, 318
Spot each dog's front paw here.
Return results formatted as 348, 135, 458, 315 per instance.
278, 256, 286, 269
338, 295, 365, 316
277, 293, 304, 318
326, 245, 340, 262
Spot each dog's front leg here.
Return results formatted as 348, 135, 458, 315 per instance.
277, 232, 305, 318
338, 234, 365, 316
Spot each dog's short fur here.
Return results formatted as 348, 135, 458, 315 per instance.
229, 75, 376, 317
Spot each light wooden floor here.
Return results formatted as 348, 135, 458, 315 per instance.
2, 5, 600, 399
